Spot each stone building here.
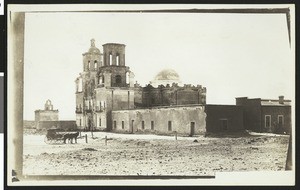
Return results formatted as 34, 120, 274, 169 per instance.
236, 96, 291, 134
35, 100, 59, 129
112, 105, 206, 136
205, 105, 244, 133
75, 40, 207, 135
136, 84, 206, 107
34, 100, 76, 130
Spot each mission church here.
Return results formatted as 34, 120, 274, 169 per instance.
75, 39, 207, 136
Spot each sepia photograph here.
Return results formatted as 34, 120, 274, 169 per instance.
7, 4, 295, 186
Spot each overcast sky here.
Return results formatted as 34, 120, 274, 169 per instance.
23, 10, 293, 120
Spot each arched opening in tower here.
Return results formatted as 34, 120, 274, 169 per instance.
88, 61, 91, 70
94, 60, 97, 70
98, 75, 104, 84
116, 75, 122, 85
126, 72, 130, 84
116, 54, 120, 66
109, 53, 112, 65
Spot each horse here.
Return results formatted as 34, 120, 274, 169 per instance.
63, 132, 80, 144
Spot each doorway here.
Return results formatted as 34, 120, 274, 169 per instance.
190, 122, 195, 137
131, 120, 134, 134
220, 119, 228, 131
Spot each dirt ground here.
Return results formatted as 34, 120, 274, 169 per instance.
23, 131, 289, 176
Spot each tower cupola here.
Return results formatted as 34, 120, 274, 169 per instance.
82, 39, 102, 72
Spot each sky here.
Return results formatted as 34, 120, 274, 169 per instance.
23, 10, 294, 120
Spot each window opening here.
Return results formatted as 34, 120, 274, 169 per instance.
168, 121, 172, 131
265, 115, 271, 128
116, 55, 119, 66
151, 121, 154, 130
94, 60, 97, 69
126, 72, 130, 84
109, 54, 112, 65
116, 75, 122, 85
142, 121, 145, 129
278, 115, 284, 126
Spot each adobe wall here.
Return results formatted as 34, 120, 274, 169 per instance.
205, 105, 244, 133
133, 87, 143, 107
23, 120, 36, 129
112, 88, 135, 110
94, 87, 134, 130
261, 106, 291, 133
94, 112, 107, 131
112, 105, 206, 136
236, 98, 262, 132
36, 120, 76, 130
139, 85, 206, 107
35, 110, 59, 122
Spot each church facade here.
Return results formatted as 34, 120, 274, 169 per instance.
75, 40, 135, 131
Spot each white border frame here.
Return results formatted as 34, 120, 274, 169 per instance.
7, 4, 295, 186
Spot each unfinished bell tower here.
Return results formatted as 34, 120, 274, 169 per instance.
97, 43, 134, 88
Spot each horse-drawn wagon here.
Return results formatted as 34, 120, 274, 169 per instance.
44, 128, 80, 144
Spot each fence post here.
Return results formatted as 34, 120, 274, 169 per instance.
85, 134, 88, 143
91, 130, 93, 138
105, 135, 107, 145
79, 131, 81, 138
175, 131, 177, 140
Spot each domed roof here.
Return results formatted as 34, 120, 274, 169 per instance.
88, 47, 100, 54
88, 39, 101, 54
154, 69, 180, 81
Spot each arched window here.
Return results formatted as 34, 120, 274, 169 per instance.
126, 72, 130, 84
116, 54, 119, 66
116, 75, 122, 85
98, 75, 104, 85
88, 61, 91, 70
109, 53, 112, 65
94, 60, 97, 70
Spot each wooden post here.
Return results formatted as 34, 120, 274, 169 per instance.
79, 131, 81, 138
175, 131, 177, 140
105, 135, 107, 145
85, 134, 88, 143
91, 130, 93, 138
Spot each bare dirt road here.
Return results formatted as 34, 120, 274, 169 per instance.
23, 131, 289, 176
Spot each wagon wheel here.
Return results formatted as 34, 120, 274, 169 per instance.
44, 136, 51, 144
54, 138, 65, 144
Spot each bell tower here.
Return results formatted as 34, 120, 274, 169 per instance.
98, 43, 134, 88
82, 39, 102, 72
